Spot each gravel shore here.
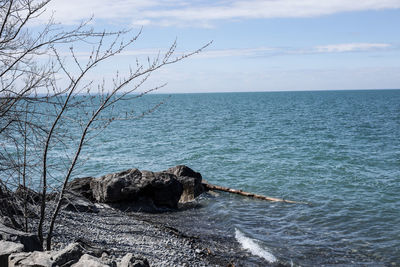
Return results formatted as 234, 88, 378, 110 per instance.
39, 202, 271, 266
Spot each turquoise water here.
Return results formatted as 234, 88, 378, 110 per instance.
78, 90, 399, 265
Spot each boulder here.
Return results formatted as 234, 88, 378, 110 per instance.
140, 171, 183, 208
0, 240, 24, 267
71, 254, 116, 267
15, 185, 41, 204
91, 169, 142, 203
51, 242, 86, 266
73, 165, 203, 209
165, 165, 202, 180
118, 253, 149, 267
0, 182, 24, 230
8, 251, 52, 267
0, 223, 42, 252
66, 177, 95, 201
0, 216, 23, 231
60, 192, 98, 213
165, 165, 204, 202
74, 238, 108, 257
91, 169, 183, 209
8, 242, 99, 267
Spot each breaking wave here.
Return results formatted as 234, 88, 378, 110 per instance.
235, 228, 277, 263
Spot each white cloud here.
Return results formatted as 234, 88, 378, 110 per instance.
42, 0, 400, 27
196, 43, 393, 58
314, 43, 392, 53
197, 47, 277, 58
53, 42, 393, 62
41, 0, 157, 25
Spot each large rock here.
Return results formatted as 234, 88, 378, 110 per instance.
165, 165, 202, 180
8, 242, 98, 267
60, 192, 98, 213
165, 165, 204, 202
140, 171, 183, 208
0, 223, 42, 252
66, 177, 94, 201
8, 251, 52, 267
118, 253, 149, 267
91, 169, 183, 209
0, 182, 24, 230
91, 169, 142, 203
15, 185, 41, 204
0, 240, 24, 267
69, 165, 204, 209
51, 242, 87, 266
71, 254, 116, 267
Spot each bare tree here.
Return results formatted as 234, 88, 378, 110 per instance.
0, 0, 209, 250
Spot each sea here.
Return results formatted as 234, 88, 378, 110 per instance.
54, 90, 400, 266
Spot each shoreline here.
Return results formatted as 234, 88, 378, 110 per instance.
1, 165, 277, 266
43, 200, 273, 266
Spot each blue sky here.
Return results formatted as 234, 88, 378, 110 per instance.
40, 0, 400, 93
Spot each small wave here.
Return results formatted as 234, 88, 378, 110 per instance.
235, 228, 277, 263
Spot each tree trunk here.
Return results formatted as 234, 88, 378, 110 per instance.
203, 183, 307, 204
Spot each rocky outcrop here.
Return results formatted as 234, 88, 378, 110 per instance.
0, 223, 42, 252
67, 165, 204, 210
8, 242, 149, 267
90, 168, 183, 209
15, 185, 41, 204
0, 182, 24, 230
60, 192, 99, 213
90, 169, 142, 203
165, 165, 204, 202
140, 171, 183, 208
71, 253, 115, 267
8, 251, 52, 267
0, 240, 24, 267
8, 242, 103, 267
118, 253, 149, 267
66, 177, 94, 201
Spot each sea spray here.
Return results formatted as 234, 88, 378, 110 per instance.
235, 228, 277, 263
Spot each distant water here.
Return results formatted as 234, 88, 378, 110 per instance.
68, 90, 399, 265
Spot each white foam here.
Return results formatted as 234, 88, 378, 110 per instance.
235, 228, 277, 263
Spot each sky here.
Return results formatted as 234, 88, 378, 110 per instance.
39, 0, 400, 93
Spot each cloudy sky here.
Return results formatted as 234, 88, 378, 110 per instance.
41, 0, 400, 93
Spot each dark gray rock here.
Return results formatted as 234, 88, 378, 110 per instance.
140, 171, 183, 208
72, 166, 203, 209
0, 182, 22, 216
0, 182, 24, 230
0, 215, 23, 231
91, 169, 183, 209
0, 223, 42, 252
60, 192, 98, 213
74, 238, 108, 257
51, 242, 86, 266
66, 177, 95, 201
15, 185, 41, 204
91, 169, 142, 203
165, 165, 204, 202
165, 165, 202, 180
118, 253, 149, 267
0, 240, 24, 267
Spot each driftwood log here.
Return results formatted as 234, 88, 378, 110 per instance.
203, 183, 306, 204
